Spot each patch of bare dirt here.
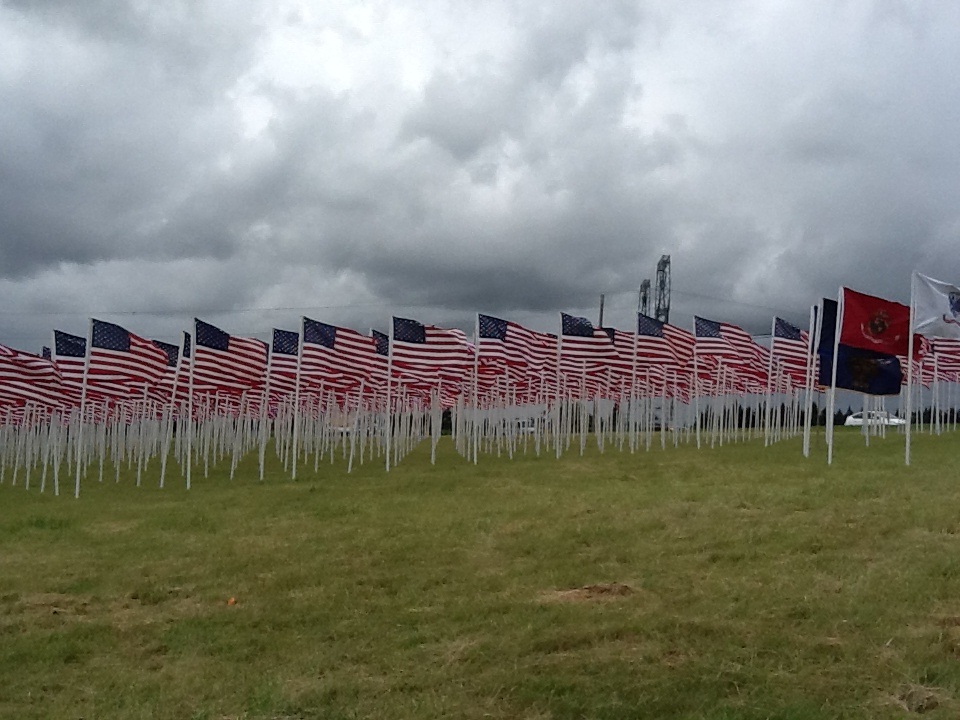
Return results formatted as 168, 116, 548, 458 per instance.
890, 684, 945, 714
2, 590, 208, 630
660, 648, 692, 668
6, 592, 91, 619
541, 582, 636, 603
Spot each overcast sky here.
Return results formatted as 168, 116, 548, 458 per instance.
2, 0, 958, 352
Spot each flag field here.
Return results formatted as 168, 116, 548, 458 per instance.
3, 430, 960, 719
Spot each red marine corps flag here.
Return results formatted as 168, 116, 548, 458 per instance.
839, 288, 910, 357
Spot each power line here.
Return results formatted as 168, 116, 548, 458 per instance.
0, 285, 806, 320
0, 301, 392, 318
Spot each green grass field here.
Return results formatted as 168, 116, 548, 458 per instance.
3, 428, 960, 719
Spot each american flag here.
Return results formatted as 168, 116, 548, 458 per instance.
664, 325, 695, 368
301, 318, 384, 392
475, 315, 558, 401
192, 319, 267, 394
149, 338, 181, 405
635, 314, 675, 365
637, 313, 696, 369
0, 343, 66, 408
604, 327, 645, 391
737, 342, 770, 386
478, 314, 557, 375
559, 313, 620, 373
87, 319, 168, 398
932, 338, 960, 371
478, 314, 528, 369
771, 317, 811, 387
903, 337, 959, 387
268, 329, 300, 399
556, 314, 621, 399
152, 339, 179, 368
391, 317, 473, 385
53, 330, 87, 390
372, 329, 389, 357
904, 354, 935, 388
694, 316, 764, 365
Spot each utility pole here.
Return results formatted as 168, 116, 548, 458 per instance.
598, 294, 605, 327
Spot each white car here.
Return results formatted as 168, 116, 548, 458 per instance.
844, 411, 906, 427
516, 419, 538, 433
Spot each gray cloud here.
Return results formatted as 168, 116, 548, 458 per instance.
3, 0, 960, 353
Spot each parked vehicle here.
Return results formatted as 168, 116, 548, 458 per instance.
844, 411, 906, 427
516, 418, 538, 433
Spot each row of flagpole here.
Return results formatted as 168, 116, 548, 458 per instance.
803, 272, 960, 466
0, 380, 816, 497
7, 269, 960, 495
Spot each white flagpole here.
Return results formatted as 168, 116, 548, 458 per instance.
905, 272, 917, 465
472, 313, 480, 465
73, 318, 94, 498
347, 380, 364, 473
693, 320, 701, 450
802, 304, 818, 458
258, 339, 272, 481
385, 319, 394, 471
934, 352, 941, 434
158, 332, 185, 489
186, 321, 197, 489
555, 315, 564, 460
291, 319, 305, 480
630, 317, 639, 454
764, 316, 776, 446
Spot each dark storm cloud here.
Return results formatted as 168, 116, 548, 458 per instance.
4, 0, 960, 352
0, 0, 261, 277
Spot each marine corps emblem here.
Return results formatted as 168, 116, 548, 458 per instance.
861, 310, 892, 345
866, 311, 888, 338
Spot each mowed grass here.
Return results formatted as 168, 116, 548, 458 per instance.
3, 429, 960, 719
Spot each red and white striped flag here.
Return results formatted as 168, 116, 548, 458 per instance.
771, 317, 810, 388
0, 343, 67, 409
268, 329, 300, 399
636, 314, 696, 394
192, 319, 267, 395
477, 314, 559, 391
87, 319, 168, 398
695, 316, 766, 366
391, 317, 473, 385
931, 338, 960, 373
559, 313, 619, 374
148, 337, 182, 405
52, 330, 87, 391
302, 318, 386, 393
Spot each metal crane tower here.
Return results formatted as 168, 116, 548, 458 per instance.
654, 254, 671, 324
638, 279, 651, 316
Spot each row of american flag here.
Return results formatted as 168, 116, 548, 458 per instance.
2, 277, 960, 419
0, 313, 806, 417
5, 271, 960, 495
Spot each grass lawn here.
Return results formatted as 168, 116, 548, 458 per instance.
3, 428, 960, 719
